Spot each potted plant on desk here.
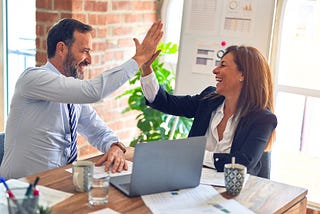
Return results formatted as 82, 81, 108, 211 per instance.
37, 205, 52, 214
117, 42, 193, 146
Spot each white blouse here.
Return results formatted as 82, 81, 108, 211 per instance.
203, 102, 239, 168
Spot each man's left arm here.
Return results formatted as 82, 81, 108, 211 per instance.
77, 104, 128, 173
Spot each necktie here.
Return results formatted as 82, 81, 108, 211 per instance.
67, 103, 78, 164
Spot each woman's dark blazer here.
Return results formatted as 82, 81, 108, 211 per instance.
146, 86, 277, 175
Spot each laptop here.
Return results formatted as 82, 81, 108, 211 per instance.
110, 136, 206, 197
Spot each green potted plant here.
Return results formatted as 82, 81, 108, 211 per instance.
117, 42, 193, 147
37, 205, 52, 214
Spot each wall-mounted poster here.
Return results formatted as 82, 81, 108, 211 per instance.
175, 0, 276, 95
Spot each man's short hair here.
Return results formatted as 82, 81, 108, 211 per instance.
47, 18, 93, 58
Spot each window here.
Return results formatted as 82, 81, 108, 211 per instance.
0, 0, 36, 129
161, 0, 184, 67
272, 0, 320, 204
0, 0, 6, 130
7, 0, 36, 109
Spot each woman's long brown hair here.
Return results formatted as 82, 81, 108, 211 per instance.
208, 45, 276, 151
226, 46, 275, 151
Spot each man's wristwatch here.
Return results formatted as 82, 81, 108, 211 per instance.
111, 142, 126, 154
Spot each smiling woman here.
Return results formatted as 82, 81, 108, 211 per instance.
140, 44, 277, 177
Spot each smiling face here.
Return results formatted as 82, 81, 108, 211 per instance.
213, 52, 244, 98
62, 30, 92, 79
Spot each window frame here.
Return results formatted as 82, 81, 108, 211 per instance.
270, 0, 320, 205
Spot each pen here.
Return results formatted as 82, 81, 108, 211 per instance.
22, 183, 34, 210
0, 176, 15, 198
33, 176, 40, 188
25, 183, 33, 196
24, 176, 40, 197
32, 176, 40, 196
23, 177, 40, 212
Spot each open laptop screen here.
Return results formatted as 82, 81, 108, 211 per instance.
111, 136, 206, 197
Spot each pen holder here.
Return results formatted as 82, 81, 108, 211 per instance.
6, 187, 39, 214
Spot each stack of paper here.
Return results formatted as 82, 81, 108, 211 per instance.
200, 167, 250, 187
141, 184, 254, 214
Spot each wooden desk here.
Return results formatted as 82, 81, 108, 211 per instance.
23, 155, 307, 214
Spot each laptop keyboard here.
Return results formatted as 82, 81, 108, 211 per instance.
119, 183, 130, 191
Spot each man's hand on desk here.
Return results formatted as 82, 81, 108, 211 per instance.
95, 142, 128, 173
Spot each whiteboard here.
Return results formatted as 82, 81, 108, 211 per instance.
175, 0, 276, 95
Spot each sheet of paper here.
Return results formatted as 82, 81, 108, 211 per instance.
89, 208, 120, 214
93, 161, 133, 178
201, 167, 250, 187
142, 184, 254, 214
36, 185, 73, 207
0, 179, 73, 214
65, 161, 133, 178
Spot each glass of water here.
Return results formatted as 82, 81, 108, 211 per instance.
88, 175, 110, 206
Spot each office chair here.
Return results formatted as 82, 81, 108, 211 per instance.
257, 151, 271, 179
0, 132, 4, 165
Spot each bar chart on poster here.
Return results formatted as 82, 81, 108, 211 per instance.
174, 0, 276, 95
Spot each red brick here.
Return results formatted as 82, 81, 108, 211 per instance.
112, 26, 133, 36
143, 13, 157, 22
104, 39, 117, 49
85, 0, 108, 12
54, 0, 72, 11
35, 25, 44, 37
105, 14, 122, 24
96, 28, 108, 38
60, 13, 73, 19
112, 1, 132, 11
70, 14, 87, 22
35, 52, 47, 66
113, 51, 124, 60
36, 11, 59, 22
91, 55, 100, 65
93, 41, 108, 52
103, 52, 114, 61
36, 0, 53, 10
88, 14, 109, 26
71, 0, 84, 11
124, 14, 143, 23
133, 1, 156, 10
118, 38, 134, 48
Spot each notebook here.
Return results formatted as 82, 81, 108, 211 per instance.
110, 136, 206, 197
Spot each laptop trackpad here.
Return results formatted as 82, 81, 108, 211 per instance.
110, 175, 131, 193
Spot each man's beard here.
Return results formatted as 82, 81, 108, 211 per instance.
63, 53, 84, 80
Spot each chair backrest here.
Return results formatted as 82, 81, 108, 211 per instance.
257, 151, 271, 179
0, 132, 4, 165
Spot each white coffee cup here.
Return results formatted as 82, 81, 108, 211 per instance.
72, 160, 94, 192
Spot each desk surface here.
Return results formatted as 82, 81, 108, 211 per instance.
24, 154, 307, 214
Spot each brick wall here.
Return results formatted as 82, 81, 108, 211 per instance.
35, 0, 158, 159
